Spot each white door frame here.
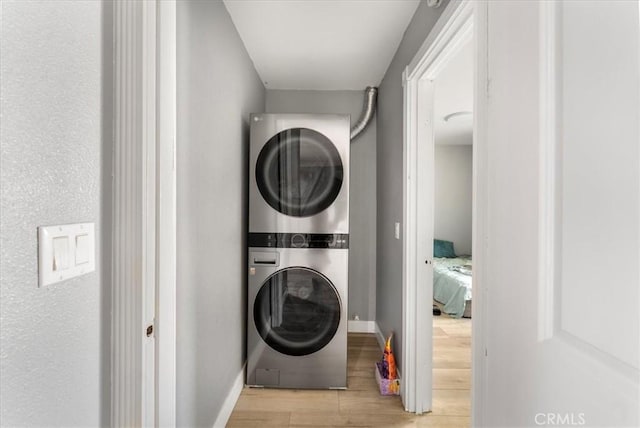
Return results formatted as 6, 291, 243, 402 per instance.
155, 1, 177, 426
112, 1, 177, 426
401, 0, 487, 420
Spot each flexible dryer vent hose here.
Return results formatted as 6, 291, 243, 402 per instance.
350, 86, 378, 141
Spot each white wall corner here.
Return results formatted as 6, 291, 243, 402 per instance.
347, 320, 376, 334
211, 363, 245, 428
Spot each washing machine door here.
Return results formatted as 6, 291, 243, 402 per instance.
255, 128, 343, 217
254, 267, 341, 356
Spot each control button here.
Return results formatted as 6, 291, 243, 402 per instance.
291, 234, 306, 248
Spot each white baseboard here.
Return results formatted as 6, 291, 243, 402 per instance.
212, 363, 245, 428
347, 320, 376, 333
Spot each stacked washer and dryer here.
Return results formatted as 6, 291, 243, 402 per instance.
247, 114, 350, 389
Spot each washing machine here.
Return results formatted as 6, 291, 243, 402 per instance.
246, 233, 348, 389
249, 113, 350, 234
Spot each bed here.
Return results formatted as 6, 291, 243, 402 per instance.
433, 256, 472, 318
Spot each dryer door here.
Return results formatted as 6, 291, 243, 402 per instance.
255, 128, 343, 217
254, 267, 341, 356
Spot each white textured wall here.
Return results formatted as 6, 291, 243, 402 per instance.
176, 1, 265, 426
265, 90, 377, 321
434, 145, 472, 256
0, 1, 106, 426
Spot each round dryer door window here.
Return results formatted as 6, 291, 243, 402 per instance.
255, 128, 343, 217
254, 267, 341, 356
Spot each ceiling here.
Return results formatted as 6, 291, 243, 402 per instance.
223, 0, 421, 90
433, 39, 474, 145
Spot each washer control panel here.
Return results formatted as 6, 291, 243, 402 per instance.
248, 233, 349, 249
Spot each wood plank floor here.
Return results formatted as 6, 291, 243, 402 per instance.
228, 314, 471, 427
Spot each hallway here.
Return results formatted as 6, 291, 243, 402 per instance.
228, 316, 471, 427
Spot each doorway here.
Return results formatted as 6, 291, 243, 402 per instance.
431, 34, 474, 420
401, 0, 483, 418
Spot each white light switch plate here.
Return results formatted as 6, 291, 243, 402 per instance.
394, 222, 400, 240
38, 222, 95, 287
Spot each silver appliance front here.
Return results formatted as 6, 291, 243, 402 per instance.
247, 246, 348, 389
249, 114, 350, 234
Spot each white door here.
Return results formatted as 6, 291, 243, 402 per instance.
478, 1, 639, 426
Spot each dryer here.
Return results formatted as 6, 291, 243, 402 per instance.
249, 114, 350, 234
247, 233, 348, 389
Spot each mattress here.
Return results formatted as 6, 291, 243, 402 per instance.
433, 256, 472, 318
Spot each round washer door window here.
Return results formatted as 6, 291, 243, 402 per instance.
256, 128, 343, 217
254, 267, 341, 356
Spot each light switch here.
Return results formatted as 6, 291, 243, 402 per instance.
52, 236, 70, 271
75, 234, 90, 265
38, 222, 95, 287
394, 222, 401, 240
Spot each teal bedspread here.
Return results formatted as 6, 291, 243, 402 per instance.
433, 257, 472, 318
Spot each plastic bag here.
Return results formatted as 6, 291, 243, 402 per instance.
383, 334, 397, 380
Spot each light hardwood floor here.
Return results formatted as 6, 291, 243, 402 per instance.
228, 314, 471, 427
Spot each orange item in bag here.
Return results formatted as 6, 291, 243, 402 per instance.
384, 334, 397, 380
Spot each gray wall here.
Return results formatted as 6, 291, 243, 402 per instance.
376, 0, 449, 368
434, 145, 473, 256
177, 1, 265, 426
265, 90, 377, 321
0, 1, 110, 426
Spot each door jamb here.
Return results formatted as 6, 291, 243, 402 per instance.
112, 1, 177, 426
156, 1, 177, 426
401, 0, 485, 418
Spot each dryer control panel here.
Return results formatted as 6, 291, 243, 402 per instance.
248, 233, 349, 249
